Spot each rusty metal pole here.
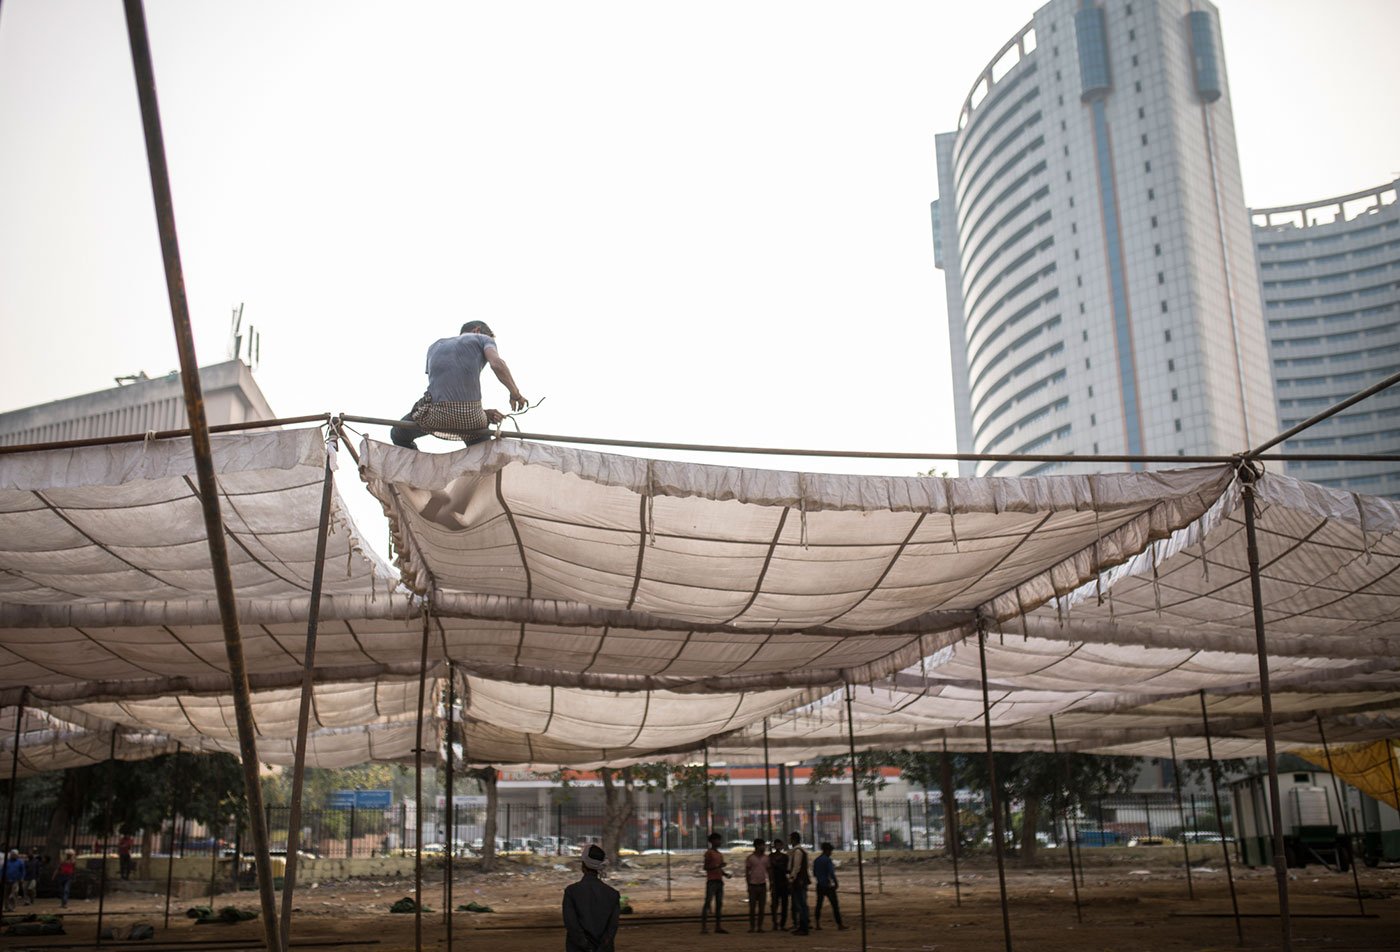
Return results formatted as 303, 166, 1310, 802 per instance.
1316, 715, 1365, 915
121, 4, 279, 947
843, 686, 868, 952
1169, 736, 1195, 901
1200, 691, 1243, 945
414, 609, 431, 952
976, 624, 1013, 952
1048, 716, 1082, 923
279, 437, 337, 952
445, 663, 456, 951
1239, 471, 1292, 952
1, 692, 26, 907
96, 732, 117, 946
163, 742, 183, 930
762, 720, 773, 842
703, 743, 713, 834
942, 737, 961, 908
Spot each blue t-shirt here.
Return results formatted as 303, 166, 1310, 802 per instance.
424, 333, 496, 404
812, 853, 835, 887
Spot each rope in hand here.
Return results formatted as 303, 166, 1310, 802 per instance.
493, 396, 547, 439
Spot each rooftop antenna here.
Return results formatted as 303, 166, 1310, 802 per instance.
229, 303, 244, 360
227, 302, 262, 370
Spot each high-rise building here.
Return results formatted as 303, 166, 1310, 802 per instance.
0, 359, 275, 446
933, 0, 1277, 477
1252, 180, 1400, 497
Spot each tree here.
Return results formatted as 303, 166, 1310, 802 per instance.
468, 767, 499, 871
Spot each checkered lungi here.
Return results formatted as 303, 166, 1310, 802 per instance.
409, 395, 489, 441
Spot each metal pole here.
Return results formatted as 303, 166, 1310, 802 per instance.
763, 720, 773, 842
663, 785, 673, 902
869, 784, 883, 894
703, 743, 713, 834
413, 610, 431, 952
1, 691, 25, 905
164, 742, 183, 930
1240, 472, 1292, 952
976, 625, 1013, 952
1169, 736, 1195, 901
96, 732, 117, 947
1049, 716, 1082, 923
445, 664, 456, 950
280, 443, 336, 952
942, 737, 961, 908
843, 686, 868, 952
1200, 691, 1243, 945
1316, 715, 1365, 915
121, 5, 279, 946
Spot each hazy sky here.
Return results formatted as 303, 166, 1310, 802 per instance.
2, 1, 1398, 520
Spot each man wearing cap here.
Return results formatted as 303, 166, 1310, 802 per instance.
563, 844, 620, 952
390, 320, 528, 449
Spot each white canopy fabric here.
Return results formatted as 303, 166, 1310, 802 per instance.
1, 428, 1397, 775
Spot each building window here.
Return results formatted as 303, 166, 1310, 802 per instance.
1161, 300, 1169, 313
1085, 358, 1092, 369
1174, 419, 1182, 432
1079, 303, 1086, 314
1135, 80, 1142, 93
1077, 276, 1083, 287
1093, 442, 1100, 454
1088, 385, 1094, 397
1061, 120, 1067, 131
1138, 107, 1145, 119
1177, 449, 1185, 457
1150, 215, 1158, 228
1131, 54, 1139, 67
1144, 160, 1151, 172
1167, 358, 1175, 371
1058, 94, 1064, 105
1170, 388, 1178, 402
1064, 145, 1069, 156
1157, 271, 1165, 285
1074, 249, 1080, 260
1164, 329, 1172, 342
1154, 243, 1162, 256
1066, 171, 1073, 182
1069, 196, 1075, 207
1091, 413, 1097, 426
1071, 222, 1078, 234
1129, 28, 1136, 41
1082, 330, 1088, 341
1142, 133, 1149, 146
1126, 3, 1133, 14
1148, 188, 1155, 200
1056, 70, 1062, 81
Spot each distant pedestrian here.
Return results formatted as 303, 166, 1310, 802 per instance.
787, 832, 811, 935
54, 849, 76, 909
700, 832, 728, 934
23, 849, 42, 905
813, 842, 846, 930
3, 849, 23, 911
562, 844, 619, 952
767, 838, 789, 930
118, 834, 134, 880
743, 839, 768, 933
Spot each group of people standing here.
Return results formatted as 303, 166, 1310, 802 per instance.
3, 847, 78, 910
703, 832, 847, 936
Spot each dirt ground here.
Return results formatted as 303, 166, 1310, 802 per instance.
8, 849, 1398, 951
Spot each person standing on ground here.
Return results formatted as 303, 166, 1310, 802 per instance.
787, 832, 811, 935
700, 832, 729, 934
54, 849, 76, 909
563, 844, 620, 952
3, 849, 23, 911
22, 849, 42, 905
743, 839, 768, 933
812, 842, 847, 930
118, 833, 134, 880
390, 321, 527, 449
767, 838, 789, 930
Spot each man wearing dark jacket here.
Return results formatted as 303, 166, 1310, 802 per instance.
563, 845, 620, 952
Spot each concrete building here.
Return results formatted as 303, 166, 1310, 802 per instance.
1251, 180, 1400, 497
0, 359, 275, 446
933, 0, 1277, 477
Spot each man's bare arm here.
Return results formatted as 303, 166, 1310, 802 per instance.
484, 346, 526, 411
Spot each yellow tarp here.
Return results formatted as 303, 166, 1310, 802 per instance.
1295, 739, 1400, 810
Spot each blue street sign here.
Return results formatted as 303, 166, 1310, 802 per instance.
329, 789, 393, 809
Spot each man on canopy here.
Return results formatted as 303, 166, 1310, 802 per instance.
390, 320, 527, 449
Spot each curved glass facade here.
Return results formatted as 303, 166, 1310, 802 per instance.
1254, 182, 1400, 497
934, 0, 1277, 477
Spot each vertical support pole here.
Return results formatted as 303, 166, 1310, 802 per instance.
843, 686, 869, 952
907, 800, 915, 853
976, 624, 1013, 952
348, 802, 356, 860
1316, 715, 1365, 915
1049, 716, 1082, 924
663, 785, 673, 902
942, 737, 961, 907
445, 663, 456, 949
1, 691, 25, 906
164, 742, 183, 930
1200, 691, 1243, 946
96, 732, 117, 947
1240, 473, 1292, 952
703, 743, 713, 835
1386, 740, 1400, 836
869, 783, 883, 894
413, 609, 431, 952
1169, 736, 1195, 900
762, 720, 773, 841
280, 441, 336, 952
121, 5, 279, 946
